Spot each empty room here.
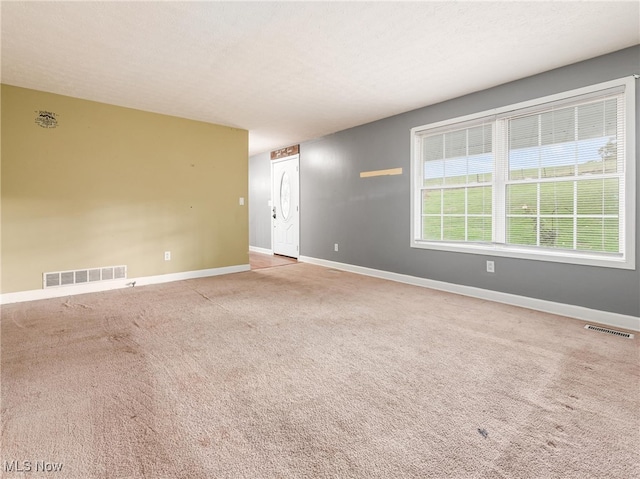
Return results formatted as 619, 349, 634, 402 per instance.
1, 2, 639, 478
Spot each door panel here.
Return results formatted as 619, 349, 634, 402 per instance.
272, 156, 299, 258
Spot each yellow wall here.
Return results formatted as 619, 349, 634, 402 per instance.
1, 84, 248, 294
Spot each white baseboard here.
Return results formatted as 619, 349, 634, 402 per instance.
249, 246, 273, 255
298, 256, 640, 332
0, 264, 251, 305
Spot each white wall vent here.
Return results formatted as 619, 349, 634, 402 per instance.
43, 265, 127, 289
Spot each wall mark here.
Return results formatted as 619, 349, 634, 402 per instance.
35, 110, 58, 128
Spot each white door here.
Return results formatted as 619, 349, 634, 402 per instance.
272, 155, 299, 258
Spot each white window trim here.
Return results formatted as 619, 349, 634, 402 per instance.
410, 77, 636, 270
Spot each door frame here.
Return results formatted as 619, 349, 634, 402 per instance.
270, 154, 300, 258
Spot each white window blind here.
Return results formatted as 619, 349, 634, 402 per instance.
505, 90, 624, 254
421, 122, 493, 243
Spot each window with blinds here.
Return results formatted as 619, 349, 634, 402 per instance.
411, 77, 635, 269
505, 91, 624, 253
421, 123, 493, 243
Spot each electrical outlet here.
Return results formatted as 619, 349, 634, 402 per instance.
486, 260, 495, 273
334, 243, 339, 252
239, 197, 245, 206
164, 251, 171, 261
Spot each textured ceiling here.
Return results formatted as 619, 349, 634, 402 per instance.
2, 2, 639, 156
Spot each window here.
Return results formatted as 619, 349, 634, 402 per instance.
411, 77, 636, 269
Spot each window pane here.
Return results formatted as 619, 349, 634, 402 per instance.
468, 125, 492, 155
599, 139, 618, 174
423, 134, 444, 161
467, 217, 492, 242
577, 179, 604, 215
443, 216, 465, 241
603, 178, 619, 215
603, 218, 619, 253
577, 101, 605, 140
467, 186, 492, 215
577, 142, 603, 175
575, 218, 619, 253
484, 124, 492, 153
467, 126, 483, 156
510, 115, 539, 150
509, 112, 546, 180
604, 98, 617, 136
510, 99, 618, 181
539, 217, 573, 249
577, 137, 613, 176
540, 181, 574, 215
578, 138, 618, 175
422, 216, 441, 240
504, 97, 623, 255
508, 144, 539, 180
577, 218, 603, 251
507, 184, 537, 215
445, 130, 466, 158
507, 217, 537, 246
444, 156, 467, 185
422, 189, 442, 215
540, 143, 576, 178
422, 125, 495, 186
541, 107, 574, 145
423, 134, 444, 186
443, 188, 465, 215
424, 160, 444, 186
467, 153, 493, 183
576, 179, 619, 216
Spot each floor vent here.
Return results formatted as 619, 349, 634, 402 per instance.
43, 265, 127, 289
584, 324, 634, 339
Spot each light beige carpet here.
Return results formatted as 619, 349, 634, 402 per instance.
1, 263, 638, 478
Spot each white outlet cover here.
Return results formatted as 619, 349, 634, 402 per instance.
239, 197, 245, 205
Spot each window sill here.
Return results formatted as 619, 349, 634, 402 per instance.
410, 240, 635, 270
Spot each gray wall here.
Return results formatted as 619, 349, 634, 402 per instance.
249, 151, 272, 249
250, 46, 640, 317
